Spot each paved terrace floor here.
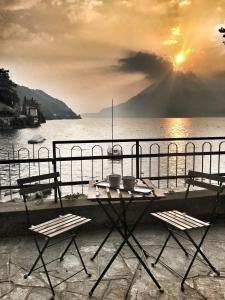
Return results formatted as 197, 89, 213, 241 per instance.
1, 220, 225, 300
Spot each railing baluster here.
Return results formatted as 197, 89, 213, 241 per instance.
136, 140, 140, 179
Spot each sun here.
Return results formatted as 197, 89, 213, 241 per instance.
173, 49, 191, 69
175, 52, 186, 65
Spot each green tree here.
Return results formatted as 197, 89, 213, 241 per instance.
0, 68, 20, 108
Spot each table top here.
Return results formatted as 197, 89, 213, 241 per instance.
87, 178, 165, 201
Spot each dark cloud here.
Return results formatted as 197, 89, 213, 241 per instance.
212, 70, 225, 79
117, 51, 173, 78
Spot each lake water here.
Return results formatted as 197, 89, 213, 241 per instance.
1, 117, 225, 198
0, 117, 225, 150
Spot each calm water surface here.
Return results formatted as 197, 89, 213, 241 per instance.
0, 117, 225, 150
0, 117, 225, 196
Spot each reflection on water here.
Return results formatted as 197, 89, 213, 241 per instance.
163, 118, 191, 138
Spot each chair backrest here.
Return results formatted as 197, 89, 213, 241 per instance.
17, 172, 63, 226
184, 170, 225, 218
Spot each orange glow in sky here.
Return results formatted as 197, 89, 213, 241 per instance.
173, 49, 192, 69
0, 0, 224, 113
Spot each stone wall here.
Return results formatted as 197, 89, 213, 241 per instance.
0, 190, 225, 236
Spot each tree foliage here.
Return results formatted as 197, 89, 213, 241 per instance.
219, 27, 225, 44
0, 68, 20, 108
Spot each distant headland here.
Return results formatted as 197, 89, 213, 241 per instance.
0, 68, 81, 130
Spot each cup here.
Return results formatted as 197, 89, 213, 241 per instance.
108, 174, 121, 189
122, 176, 137, 191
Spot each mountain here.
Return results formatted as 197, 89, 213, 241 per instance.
99, 71, 225, 117
16, 85, 81, 120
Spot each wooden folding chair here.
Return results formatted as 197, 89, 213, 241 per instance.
17, 172, 91, 300
150, 171, 224, 291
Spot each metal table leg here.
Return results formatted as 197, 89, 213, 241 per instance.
89, 197, 163, 296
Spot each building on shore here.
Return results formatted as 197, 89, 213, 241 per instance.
0, 97, 46, 129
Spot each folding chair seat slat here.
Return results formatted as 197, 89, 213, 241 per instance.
172, 210, 209, 227
48, 218, 91, 237
31, 214, 74, 231
159, 211, 194, 230
168, 211, 208, 228
164, 211, 200, 228
151, 212, 187, 230
32, 215, 84, 235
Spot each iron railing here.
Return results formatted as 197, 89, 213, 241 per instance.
1, 136, 225, 201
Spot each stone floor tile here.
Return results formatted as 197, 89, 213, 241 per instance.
66, 280, 109, 299
193, 276, 225, 300
0, 254, 9, 281
2, 286, 31, 300
27, 287, 60, 300
102, 279, 129, 300
0, 282, 13, 298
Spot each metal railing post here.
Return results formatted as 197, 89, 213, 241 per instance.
52, 142, 57, 203
136, 140, 140, 179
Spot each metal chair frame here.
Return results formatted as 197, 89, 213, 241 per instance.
150, 171, 225, 291
18, 172, 91, 300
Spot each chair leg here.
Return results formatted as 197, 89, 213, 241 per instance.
169, 229, 189, 256
59, 237, 74, 261
152, 232, 171, 267
181, 227, 217, 291
73, 238, 91, 277
34, 237, 55, 299
185, 230, 220, 276
24, 237, 49, 278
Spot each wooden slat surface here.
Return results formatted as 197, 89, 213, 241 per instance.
31, 214, 74, 231
87, 179, 164, 201
19, 182, 60, 195
30, 214, 91, 237
49, 219, 90, 237
142, 179, 165, 198
186, 178, 223, 192
165, 211, 208, 228
17, 172, 60, 185
172, 210, 209, 226
151, 210, 209, 230
151, 212, 187, 230
188, 171, 225, 183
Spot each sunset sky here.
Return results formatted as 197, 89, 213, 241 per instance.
0, 0, 224, 113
